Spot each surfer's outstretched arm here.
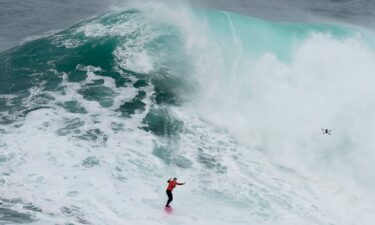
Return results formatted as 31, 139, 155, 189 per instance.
176, 182, 185, 185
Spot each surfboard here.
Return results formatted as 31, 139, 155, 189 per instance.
164, 207, 173, 214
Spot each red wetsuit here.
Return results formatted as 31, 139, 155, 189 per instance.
167, 180, 177, 191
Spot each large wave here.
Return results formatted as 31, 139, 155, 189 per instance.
1, 1, 375, 225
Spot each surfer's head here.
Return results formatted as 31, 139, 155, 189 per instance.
173, 177, 177, 181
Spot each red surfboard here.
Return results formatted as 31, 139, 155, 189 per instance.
164, 206, 173, 214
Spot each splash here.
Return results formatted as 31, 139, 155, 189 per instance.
1, 1, 375, 225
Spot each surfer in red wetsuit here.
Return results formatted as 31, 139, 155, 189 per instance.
165, 178, 185, 207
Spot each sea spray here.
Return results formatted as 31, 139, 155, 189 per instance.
0, 1, 375, 224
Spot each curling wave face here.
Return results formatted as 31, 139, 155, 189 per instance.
1, 1, 375, 225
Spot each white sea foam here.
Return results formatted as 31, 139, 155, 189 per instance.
1, 1, 375, 225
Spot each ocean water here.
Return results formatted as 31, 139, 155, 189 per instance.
0, 0, 116, 52
1, 0, 375, 225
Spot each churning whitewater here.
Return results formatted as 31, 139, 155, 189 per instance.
1, 1, 375, 225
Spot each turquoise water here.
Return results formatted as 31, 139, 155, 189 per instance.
0, 7, 365, 123
196, 8, 358, 61
1, 2, 375, 225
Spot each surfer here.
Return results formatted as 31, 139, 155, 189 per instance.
321, 128, 332, 135
165, 178, 185, 207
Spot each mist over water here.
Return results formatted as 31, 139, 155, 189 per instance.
1, 0, 375, 225
190, 0, 375, 26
